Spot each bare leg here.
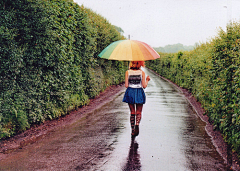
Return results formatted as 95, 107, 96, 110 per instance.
128, 103, 136, 115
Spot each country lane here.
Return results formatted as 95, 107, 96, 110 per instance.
0, 68, 230, 171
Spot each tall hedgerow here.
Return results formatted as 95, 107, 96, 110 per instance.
146, 22, 240, 158
80, 7, 126, 98
206, 22, 240, 154
0, 0, 126, 139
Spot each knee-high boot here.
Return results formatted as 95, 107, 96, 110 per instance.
135, 113, 142, 136
130, 114, 135, 135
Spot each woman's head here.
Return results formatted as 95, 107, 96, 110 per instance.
129, 61, 145, 70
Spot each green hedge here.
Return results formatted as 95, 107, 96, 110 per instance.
0, 0, 127, 139
146, 22, 240, 158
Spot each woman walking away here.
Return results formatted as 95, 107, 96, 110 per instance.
122, 61, 150, 137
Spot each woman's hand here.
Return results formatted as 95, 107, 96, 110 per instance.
146, 76, 150, 81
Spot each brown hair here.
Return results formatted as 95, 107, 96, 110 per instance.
129, 61, 145, 70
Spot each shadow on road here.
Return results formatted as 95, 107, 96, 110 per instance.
123, 137, 141, 171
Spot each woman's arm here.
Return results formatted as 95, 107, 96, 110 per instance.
125, 70, 129, 88
142, 71, 150, 89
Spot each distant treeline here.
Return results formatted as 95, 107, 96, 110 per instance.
0, 0, 127, 139
154, 43, 195, 53
147, 22, 240, 159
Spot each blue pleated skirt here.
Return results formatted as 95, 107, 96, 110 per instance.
122, 87, 146, 104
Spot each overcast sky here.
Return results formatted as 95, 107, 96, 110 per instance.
73, 0, 240, 47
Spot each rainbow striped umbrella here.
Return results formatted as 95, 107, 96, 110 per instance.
98, 40, 160, 61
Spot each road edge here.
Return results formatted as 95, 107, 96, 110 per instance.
0, 84, 126, 160
147, 68, 240, 171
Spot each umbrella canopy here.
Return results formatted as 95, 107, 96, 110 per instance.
98, 40, 160, 61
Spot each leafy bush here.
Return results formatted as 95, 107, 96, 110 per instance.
146, 22, 240, 158
0, 0, 126, 139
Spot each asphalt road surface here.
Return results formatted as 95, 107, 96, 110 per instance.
0, 69, 230, 171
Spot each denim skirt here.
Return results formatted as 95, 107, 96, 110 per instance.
122, 87, 146, 104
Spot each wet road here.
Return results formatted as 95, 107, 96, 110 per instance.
0, 69, 230, 171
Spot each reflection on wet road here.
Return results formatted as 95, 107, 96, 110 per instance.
0, 69, 230, 170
